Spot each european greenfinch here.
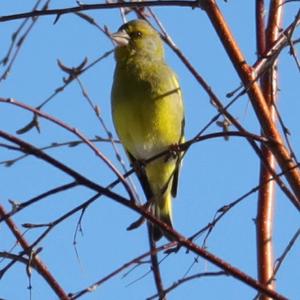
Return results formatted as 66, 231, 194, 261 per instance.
111, 19, 185, 241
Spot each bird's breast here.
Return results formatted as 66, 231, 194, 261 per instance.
111, 62, 184, 160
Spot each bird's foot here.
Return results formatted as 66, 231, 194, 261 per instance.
165, 143, 181, 162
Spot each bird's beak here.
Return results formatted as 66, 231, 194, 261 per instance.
111, 29, 130, 47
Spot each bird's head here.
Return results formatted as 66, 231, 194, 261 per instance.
111, 19, 164, 63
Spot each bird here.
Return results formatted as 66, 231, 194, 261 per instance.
111, 19, 185, 241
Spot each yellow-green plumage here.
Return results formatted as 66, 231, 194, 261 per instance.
111, 20, 184, 240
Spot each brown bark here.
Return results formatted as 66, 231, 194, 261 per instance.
257, 2, 283, 299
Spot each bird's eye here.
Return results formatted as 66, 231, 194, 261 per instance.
131, 31, 143, 39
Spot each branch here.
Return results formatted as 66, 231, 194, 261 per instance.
190, 160, 299, 246
0, 181, 78, 222
0, 205, 69, 300
36, 50, 113, 110
149, 11, 300, 210
70, 242, 175, 299
0, 0, 48, 81
253, 9, 300, 75
256, 1, 283, 297
0, 136, 118, 167
256, 0, 266, 56
0, 97, 136, 202
74, 77, 139, 202
147, 225, 166, 300
273, 228, 300, 277
0, 1, 200, 23
202, 0, 300, 202
147, 271, 227, 300
0, 129, 130, 204
0, 129, 288, 299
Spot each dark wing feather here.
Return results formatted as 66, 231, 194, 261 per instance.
126, 150, 153, 200
171, 118, 185, 198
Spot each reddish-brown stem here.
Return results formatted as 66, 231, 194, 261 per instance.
257, 149, 276, 299
202, 0, 300, 201
256, 0, 266, 56
147, 225, 166, 300
0, 205, 69, 300
256, 2, 283, 299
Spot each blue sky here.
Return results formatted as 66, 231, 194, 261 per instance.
1, 1, 300, 299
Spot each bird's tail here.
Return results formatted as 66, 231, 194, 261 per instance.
152, 193, 173, 241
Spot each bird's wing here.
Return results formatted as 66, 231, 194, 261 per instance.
126, 150, 153, 201
171, 117, 185, 198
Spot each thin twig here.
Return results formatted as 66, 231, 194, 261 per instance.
36, 49, 113, 110
75, 77, 140, 203
0, 137, 118, 167
0, 97, 136, 202
0, 1, 200, 23
273, 228, 300, 276
148, 224, 166, 300
147, 271, 227, 300
0, 0, 49, 81
0, 205, 69, 300
69, 242, 176, 299
25, 193, 101, 250
0, 181, 78, 222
